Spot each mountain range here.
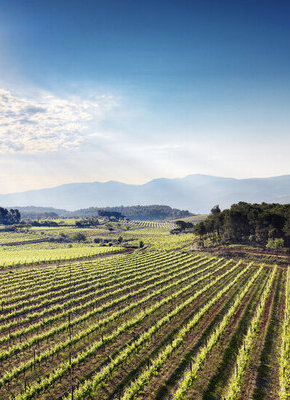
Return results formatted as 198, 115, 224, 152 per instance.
0, 174, 290, 214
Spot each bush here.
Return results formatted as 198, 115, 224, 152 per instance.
266, 237, 284, 250
71, 232, 87, 242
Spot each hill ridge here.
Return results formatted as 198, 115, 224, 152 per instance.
0, 174, 289, 213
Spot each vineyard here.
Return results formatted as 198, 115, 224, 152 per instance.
0, 232, 288, 400
0, 245, 122, 269
125, 221, 176, 229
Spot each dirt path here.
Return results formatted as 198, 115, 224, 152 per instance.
191, 245, 290, 266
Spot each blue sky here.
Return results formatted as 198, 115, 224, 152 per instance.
0, 0, 290, 193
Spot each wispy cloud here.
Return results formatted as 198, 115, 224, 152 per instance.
0, 89, 118, 153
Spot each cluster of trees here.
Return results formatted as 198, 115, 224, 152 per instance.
22, 211, 59, 219
98, 210, 125, 220
171, 220, 194, 234
103, 205, 193, 221
29, 220, 59, 227
194, 202, 290, 249
15, 206, 65, 219
15, 205, 194, 221
69, 205, 193, 221
0, 208, 21, 225
71, 232, 87, 242
75, 217, 99, 227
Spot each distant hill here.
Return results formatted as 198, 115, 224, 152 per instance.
17, 205, 193, 221
1, 174, 290, 213
15, 206, 69, 219
70, 205, 193, 221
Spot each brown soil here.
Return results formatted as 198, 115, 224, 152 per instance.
31, 263, 237, 400
235, 269, 279, 400
137, 268, 267, 400
0, 258, 228, 399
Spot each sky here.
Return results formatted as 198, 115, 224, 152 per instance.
0, 0, 290, 193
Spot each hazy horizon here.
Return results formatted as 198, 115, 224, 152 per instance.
1, 1, 290, 194
2, 172, 290, 196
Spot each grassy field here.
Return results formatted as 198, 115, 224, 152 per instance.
0, 221, 288, 400
172, 214, 208, 223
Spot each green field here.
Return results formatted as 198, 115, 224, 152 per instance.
172, 214, 208, 223
0, 222, 288, 400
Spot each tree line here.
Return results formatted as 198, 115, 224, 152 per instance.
194, 202, 290, 249
69, 205, 193, 221
0, 207, 21, 225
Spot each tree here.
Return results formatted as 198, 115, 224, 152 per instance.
118, 236, 123, 243
266, 238, 284, 250
211, 205, 221, 215
71, 232, 87, 242
197, 202, 290, 248
0, 208, 21, 225
283, 212, 290, 246
175, 220, 193, 231
175, 220, 187, 231
75, 218, 99, 227
194, 222, 206, 237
